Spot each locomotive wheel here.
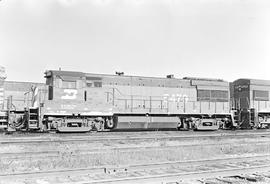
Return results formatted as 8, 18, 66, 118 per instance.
105, 117, 116, 129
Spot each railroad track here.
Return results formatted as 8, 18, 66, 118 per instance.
0, 130, 270, 144
1, 154, 270, 184
1, 140, 270, 160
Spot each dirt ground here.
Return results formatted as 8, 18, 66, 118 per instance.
1, 132, 270, 174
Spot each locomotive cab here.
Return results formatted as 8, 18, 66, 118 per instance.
232, 79, 270, 129
43, 70, 114, 132
44, 70, 92, 132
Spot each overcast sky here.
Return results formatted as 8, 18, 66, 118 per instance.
1, 0, 270, 82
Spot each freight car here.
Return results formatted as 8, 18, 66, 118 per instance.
0, 68, 235, 132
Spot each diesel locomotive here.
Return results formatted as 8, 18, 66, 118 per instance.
0, 67, 269, 132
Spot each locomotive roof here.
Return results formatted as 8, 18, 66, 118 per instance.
233, 78, 270, 86
45, 70, 185, 80
46, 70, 228, 83
45, 70, 230, 89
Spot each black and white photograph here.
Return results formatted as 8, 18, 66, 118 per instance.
1, 0, 270, 183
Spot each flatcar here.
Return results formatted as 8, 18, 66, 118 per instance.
0, 68, 236, 132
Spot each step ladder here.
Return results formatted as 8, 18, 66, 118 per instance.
28, 107, 39, 129
0, 111, 8, 129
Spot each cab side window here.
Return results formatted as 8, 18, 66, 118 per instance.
62, 81, 76, 89
48, 86, 53, 100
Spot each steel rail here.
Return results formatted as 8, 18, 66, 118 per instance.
86, 163, 270, 184
0, 131, 269, 144
1, 141, 270, 160
1, 154, 270, 183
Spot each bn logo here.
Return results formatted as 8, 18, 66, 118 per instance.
61, 89, 78, 99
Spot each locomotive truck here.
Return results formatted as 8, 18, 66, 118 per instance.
1, 67, 269, 132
